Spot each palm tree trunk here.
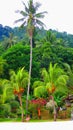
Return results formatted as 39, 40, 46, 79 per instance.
18, 94, 24, 122
53, 105, 57, 121
51, 95, 57, 121
26, 36, 33, 116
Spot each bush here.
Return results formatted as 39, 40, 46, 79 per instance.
0, 103, 11, 118
10, 100, 20, 113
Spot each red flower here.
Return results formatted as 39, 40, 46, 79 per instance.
31, 98, 47, 105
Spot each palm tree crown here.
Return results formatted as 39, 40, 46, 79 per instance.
15, 0, 47, 37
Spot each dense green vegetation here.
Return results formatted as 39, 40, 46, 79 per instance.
0, 24, 73, 48
0, 26, 73, 121
0, 0, 73, 122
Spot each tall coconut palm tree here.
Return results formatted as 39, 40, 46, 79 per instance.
33, 63, 69, 121
15, 0, 47, 113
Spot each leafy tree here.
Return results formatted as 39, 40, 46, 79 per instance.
40, 36, 73, 68
2, 44, 30, 79
59, 47, 73, 65
15, 0, 47, 112
2, 44, 41, 83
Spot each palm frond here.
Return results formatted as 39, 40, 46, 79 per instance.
20, 11, 28, 17
56, 75, 68, 86
10, 68, 28, 90
14, 18, 25, 23
9, 70, 16, 81
41, 68, 49, 83
20, 21, 27, 28
49, 63, 53, 82
1, 79, 14, 104
34, 85, 46, 98
32, 81, 43, 89
36, 19, 46, 28
46, 82, 52, 89
22, 1, 29, 13
53, 63, 58, 70
63, 63, 72, 74
35, 11, 47, 18
34, 2, 41, 11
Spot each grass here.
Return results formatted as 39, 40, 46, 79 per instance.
0, 117, 70, 122
0, 118, 50, 122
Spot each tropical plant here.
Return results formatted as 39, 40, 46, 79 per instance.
0, 103, 11, 118
1, 82, 12, 104
0, 79, 14, 104
29, 98, 47, 119
63, 63, 73, 94
0, 79, 14, 118
33, 63, 69, 121
9, 67, 28, 121
15, 0, 47, 113
43, 30, 56, 44
2, 33, 17, 49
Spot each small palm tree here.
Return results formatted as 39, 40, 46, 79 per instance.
0, 68, 28, 121
2, 33, 17, 49
9, 67, 28, 121
33, 63, 69, 121
15, 0, 47, 113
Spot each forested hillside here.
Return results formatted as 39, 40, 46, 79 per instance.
0, 24, 73, 47
0, 24, 73, 80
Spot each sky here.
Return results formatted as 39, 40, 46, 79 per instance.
0, 0, 73, 34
